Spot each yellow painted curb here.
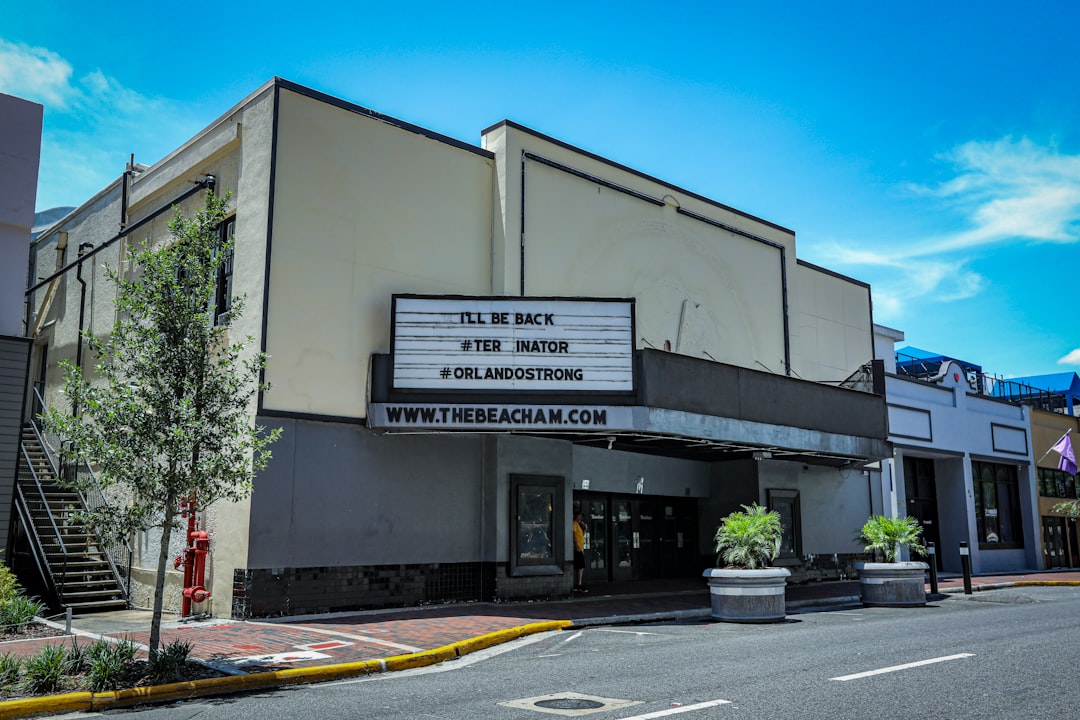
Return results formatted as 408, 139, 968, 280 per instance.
0, 621, 572, 717
1014, 580, 1080, 587
0, 692, 91, 719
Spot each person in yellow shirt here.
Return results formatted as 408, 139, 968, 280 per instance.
573, 511, 587, 593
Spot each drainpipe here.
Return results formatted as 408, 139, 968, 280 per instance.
73, 242, 95, 416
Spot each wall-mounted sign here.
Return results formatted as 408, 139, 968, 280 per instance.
368, 403, 636, 431
391, 296, 635, 391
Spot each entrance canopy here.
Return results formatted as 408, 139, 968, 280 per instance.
369, 350, 890, 467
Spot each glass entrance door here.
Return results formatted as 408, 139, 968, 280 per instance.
576, 491, 699, 583
1043, 517, 1070, 568
904, 456, 942, 569
582, 498, 607, 585
612, 498, 634, 581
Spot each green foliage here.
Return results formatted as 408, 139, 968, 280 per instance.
63, 637, 88, 674
0, 562, 21, 606
860, 515, 925, 562
0, 655, 21, 688
0, 595, 46, 633
84, 637, 137, 692
1052, 500, 1080, 518
713, 503, 783, 570
145, 638, 193, 685
42, 192, 281, 658
20, 645, 67, 695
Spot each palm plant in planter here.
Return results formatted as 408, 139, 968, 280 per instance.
855, 515, 929, 607
703, 503, 791, 623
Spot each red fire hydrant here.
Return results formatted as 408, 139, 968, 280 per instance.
174, 497, 211, 617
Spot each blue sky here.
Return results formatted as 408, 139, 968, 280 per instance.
3, 2, 1078, 380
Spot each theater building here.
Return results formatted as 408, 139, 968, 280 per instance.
22, 78, 890, 617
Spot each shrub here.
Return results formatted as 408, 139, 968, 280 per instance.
860, 515, 925, 563
713, 503, 783, 570
0, 562, 21, 607
0, 654, 21, 688
64, 637, 89, 675
20, 645, 67, 695
84, 637, 137, 693
0, 595, 46, 634
146, 639, 193, 685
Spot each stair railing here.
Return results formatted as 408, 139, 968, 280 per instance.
30, 387, 132, 601
16, 441, 68, 605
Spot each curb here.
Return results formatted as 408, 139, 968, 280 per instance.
938, 580, 1080, 595
0, 620, 572, 719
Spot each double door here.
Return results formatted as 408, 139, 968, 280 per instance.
578, 492, 697, 583
1043, 516, 1078, 568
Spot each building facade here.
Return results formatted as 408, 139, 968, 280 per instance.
22, 79, 890, 617
874, 332, 1041, 574
1, 93, 42, 559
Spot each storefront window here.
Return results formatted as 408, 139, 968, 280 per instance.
1038, 468, 1078, 499
973, 461, 1023, 548
510, 475, 564, 571
767, 489, 801, 559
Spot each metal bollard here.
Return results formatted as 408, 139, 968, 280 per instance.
926, 542, 938, 595
959, 541, 972, 595
65, 607, 72, 635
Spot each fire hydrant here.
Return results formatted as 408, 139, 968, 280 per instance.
174, 498, 211, 617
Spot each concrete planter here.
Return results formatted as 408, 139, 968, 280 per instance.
702, 567, 791, 623
855, 561, 929, 607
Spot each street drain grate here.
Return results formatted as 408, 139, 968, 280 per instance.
500, 692, 642, 716
535, 698, 605, 710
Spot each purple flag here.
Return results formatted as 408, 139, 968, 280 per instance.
1052, 432, 1078, 476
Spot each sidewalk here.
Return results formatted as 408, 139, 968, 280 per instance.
1, 570, 1078, 714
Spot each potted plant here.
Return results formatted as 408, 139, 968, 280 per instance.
702, 503, 791, 623
855, 515, 929, 607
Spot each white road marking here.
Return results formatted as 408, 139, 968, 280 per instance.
593, 628, 665, 636
619, 699, 732, 719
831, 653, 975, 681
245, 620, 423, 653
561, 631, 584, 644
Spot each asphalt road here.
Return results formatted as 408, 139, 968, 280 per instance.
67, 587, 1080, 720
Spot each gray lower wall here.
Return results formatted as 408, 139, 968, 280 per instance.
248, 418, 490, 568
0, 336, 30, 562
702, 459, 759, 557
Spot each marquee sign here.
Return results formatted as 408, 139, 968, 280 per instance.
391, 296, 635, 392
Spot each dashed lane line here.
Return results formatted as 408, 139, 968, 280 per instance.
619, 699, 732, 719
831, 653, 975, 681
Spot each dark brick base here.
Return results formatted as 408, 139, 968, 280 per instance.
232, 562, 498, 618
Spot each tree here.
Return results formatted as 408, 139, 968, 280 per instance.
44, 192, 280, 659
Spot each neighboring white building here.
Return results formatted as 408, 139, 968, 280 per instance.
21, 79, 891, 617
875, 330, 1039, 574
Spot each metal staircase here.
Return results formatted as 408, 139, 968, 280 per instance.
14, 421, 129, 612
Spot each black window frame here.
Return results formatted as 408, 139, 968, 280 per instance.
1037, 467, 1078, 499
213, 216, 236, 326
766, 488, 801, 559
509, 474, 565, 576
972, 460, 1024, 550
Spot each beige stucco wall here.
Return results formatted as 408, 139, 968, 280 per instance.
790, 262, 874, 382
262, 88, 495, 418
26, 84, 277, 617
482, 123, 795, 374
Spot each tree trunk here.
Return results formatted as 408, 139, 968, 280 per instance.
148, 491, 177, 661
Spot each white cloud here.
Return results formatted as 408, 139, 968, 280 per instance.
0, 39, 76, 108
1059, 349, 1080, 366
0, 37, 204, 209
913, 137, 1080, 254
817, 136, 1080, 319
